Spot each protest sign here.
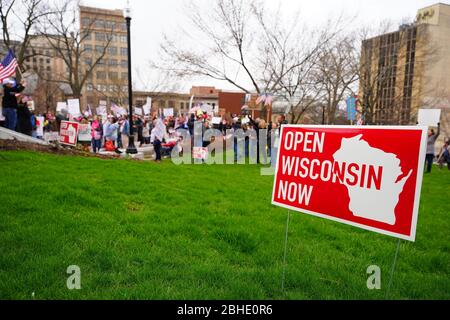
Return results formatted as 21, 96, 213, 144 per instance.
59, 121, 79, 146
99, 100, 107, 106
193, 147, 208, 160
57, 102, 67, 112
44, 132, 59, 143
418, 109, 441, 127
135, 107, 143, 116
36, 116, 45, 137
272, 125, 428, 241
96, 106, 107, 116
212, 117, 222, 125
143, 105, 151, 115
163, 108, 174, 117
67, 99, 81, 116
27, 100, 35, 111
78, 123, 92, 142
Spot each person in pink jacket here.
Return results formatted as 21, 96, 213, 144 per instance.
91, 116, 103, 153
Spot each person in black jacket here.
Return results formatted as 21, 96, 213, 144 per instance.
2, 78, 25, 131
16, 97, 32, 136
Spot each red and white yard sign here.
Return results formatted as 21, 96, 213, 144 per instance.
193, 147, 209, 160
272, 125, 428, 241
59, 121, 79, 147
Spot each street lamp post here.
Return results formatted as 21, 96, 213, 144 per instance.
124, 4, 137, 154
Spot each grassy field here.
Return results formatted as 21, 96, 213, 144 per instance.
0, 150, 449, 300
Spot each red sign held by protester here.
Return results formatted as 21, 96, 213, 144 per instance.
272, 125, 428, 241
59, 121, 79, 147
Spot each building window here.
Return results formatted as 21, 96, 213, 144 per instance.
96, 71, 106, 80
84, 44, 92, 53
81, 17, 90, 26
95, 45, 105, 53
84, 58, 92, 66
95, 19, 105, 29
121, 72, 128, 79
82, 31, 91, 41
108, 59, 117, 67
105, 20, 114, 30
120, 47, 127, 56
107, 47, 118, 55
120, 35, 127, 43
121, 60, 128, 68
87, 83, 94, 91
95, 32, 106, 42
109, 72, 118, 80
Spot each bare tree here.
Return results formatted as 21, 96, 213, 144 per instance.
155, 0, 344, 119
0, 0, 52, 77
314, 35, 360, 125
38, 0, 113, 99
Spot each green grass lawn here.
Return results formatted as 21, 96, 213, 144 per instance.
0, 151, 449, 300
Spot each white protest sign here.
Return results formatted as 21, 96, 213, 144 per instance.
57, 102, 67, 112
201, 104, 212, 113
116, 107, 127, 116
78, 123, 92, 142
146, 97, 152, 108
135, 107, 143, 116
36, 116, 45, 137
67, 99, 81, 116
96, 106, 107, 116
418, 109, 441, 127
99, 100, 107, 106
27, 101, 35, 111
44, 132, 60, 143
163, 108, 174, 117
212, 117, 222, 125
143, 105, 151, 115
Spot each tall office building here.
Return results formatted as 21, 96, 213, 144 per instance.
79, 6, 129, 107
359, 3, 449, 143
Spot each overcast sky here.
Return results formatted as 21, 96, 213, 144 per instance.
80, 0, 443, 91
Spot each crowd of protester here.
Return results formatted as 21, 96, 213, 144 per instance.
2, 76, 449, 168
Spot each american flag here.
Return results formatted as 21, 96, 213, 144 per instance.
0, 49, 18, 82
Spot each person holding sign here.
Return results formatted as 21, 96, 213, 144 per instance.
425, 123, 440, 173
151, 118, 165, 163
437, 139, 450, 170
